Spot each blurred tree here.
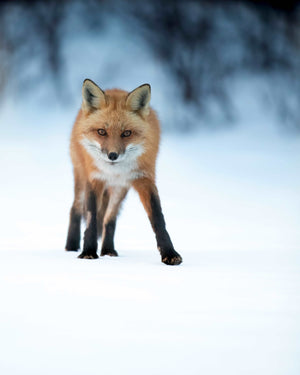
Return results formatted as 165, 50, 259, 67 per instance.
0, 0, 299, 130
118, 0, 300, 129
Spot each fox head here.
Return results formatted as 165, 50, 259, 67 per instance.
79, 79, 151, 165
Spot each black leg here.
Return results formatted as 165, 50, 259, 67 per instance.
101, 219, 118, 256
149, 193, 182, 265
65, 206, 81, 251
78, 189, 99, 259
100, 186, 128, 257
97, 189, 109, 238
133, 178, 182, 265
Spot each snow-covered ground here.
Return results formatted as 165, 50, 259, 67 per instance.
0, 248, 299, 375
0, 101, 299, 374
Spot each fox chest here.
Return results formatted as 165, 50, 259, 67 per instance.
90, 159, 144, 187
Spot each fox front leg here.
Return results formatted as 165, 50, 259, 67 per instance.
133, 178, 182, 265
78, 187, 99, 259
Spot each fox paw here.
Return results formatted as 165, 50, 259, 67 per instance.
161, 252, 182, 266
101, 249, 118, 257
78, 252, 99, 259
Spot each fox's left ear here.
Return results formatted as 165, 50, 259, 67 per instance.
126, 84, 151, 116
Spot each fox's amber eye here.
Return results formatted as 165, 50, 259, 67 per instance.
121, 130, 132, 137
97, 129, 107, 136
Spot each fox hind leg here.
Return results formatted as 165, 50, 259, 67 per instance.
65, 179, 84, 251
96, 189, 109, 238
65, 205, 82, 251
100, 186, 128, 257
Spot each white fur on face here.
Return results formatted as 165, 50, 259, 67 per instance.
80, 137, 145, 187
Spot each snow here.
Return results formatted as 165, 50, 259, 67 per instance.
0, 249, 299, 374
0, 110, 299, 373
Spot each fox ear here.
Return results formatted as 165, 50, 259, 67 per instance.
82, 79, 106, 112
126, 84, 151, 115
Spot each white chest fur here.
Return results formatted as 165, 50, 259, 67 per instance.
80, 137, 145, 187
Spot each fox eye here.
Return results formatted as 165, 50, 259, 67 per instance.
97, 129, 107, 136
121, 130, 132, 137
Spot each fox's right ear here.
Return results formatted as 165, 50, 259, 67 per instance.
82, 79, 106, 112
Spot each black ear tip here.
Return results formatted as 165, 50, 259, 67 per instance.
83, 78, 98, 87
138, 83, 151, 92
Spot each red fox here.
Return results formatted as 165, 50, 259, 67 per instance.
65, 79, 182, 265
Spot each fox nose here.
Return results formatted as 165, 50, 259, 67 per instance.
108, 152, 119, 161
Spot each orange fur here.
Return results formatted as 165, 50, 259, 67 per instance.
65, 80, 182, 265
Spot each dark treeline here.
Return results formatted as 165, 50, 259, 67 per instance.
0, 0, 299, 130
